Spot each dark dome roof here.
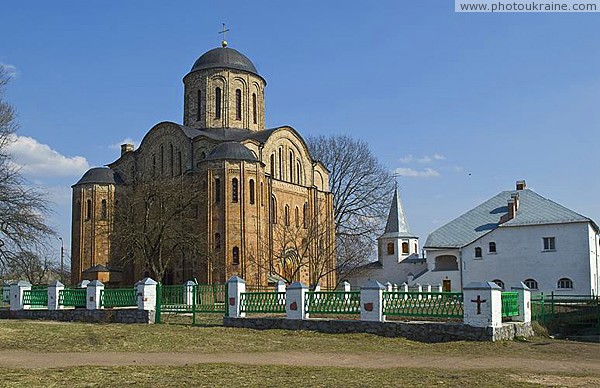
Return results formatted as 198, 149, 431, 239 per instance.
190, 47, 259, 76
205, 142, 258, 162
73, 167, 122, 186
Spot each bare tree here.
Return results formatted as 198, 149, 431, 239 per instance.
0, 66, 56, 280
307, 135, 395, 278
112, 174, 211, 282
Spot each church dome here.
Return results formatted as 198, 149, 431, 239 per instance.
73, 167, 123, 186
206, 142, 258, 162
190, 47, 259, 76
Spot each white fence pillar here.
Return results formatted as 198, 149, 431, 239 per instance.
86, 280, 104, 310
78, 280, 90, 288
425, 284, 432, 299
227, 276, 246, 318
385, 282, 393, 292
48, 280, 64, 310
437, 284, 443, 293
137, 277, 157, 311
184, 280, 195, 305
10, 281, 31, 311
286, 282, 308, 320
463, 282, 502, 328
342, 281, 351, 293
276, 280, 286, 293
511, 282, 531, 323
360, 280, 385, 322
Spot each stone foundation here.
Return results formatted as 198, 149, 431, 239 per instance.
223, 317, 533, 342
0, 308, 155, 324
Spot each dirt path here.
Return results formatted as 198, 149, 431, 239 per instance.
0, 350, 598, 373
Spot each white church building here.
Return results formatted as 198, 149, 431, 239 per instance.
347, 180, 600, 296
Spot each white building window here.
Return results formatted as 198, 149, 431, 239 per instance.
474, 247, 482, 258
543, 237, 556, 251
488, 242, 496, 253
524, 278, 538, 290
557, 277, 573, 289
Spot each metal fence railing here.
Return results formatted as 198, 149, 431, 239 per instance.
501, 291, 519, 318
22, 288, 48, 308
240, 291, 286, 314
58, 288, 86, 308
382, 292, 464, 318
101, 288, 137, 308
305, 291, 361, 315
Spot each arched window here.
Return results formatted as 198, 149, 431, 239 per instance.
289, 152, 293, 182
271, 196, 277, 224
214, 233, 221, 250
387, 242, 395, 255
295, 207, 300, 227
232, 178, 239, 203
270, 153, 275, 176
492, 279, 505, 290
160, 145, 164, 175
252, 93, 257, 124
177, 151, 182, 176
558, 278, 573, 289
232, 247, 240, 265
100, 199, 107, 220
215, 178, 221, 203
260, 182, 264, 207
75, 200, 81, 221
215, 87, 222, 119
86, 199, 92, 220
524, 278, 538, 290
296, 161, 301, 184
152, 154, 156, 177
402, 242, 409, 254
235, 89, 242, 120
475, 247, 482, 258
414, 243, 418, 254
249, 179, 255, 205
196, 90, 202, 121
278, 148, 282, 179
489, 242, 496, 253
303, 203, 307, 228
169, 144, 174, 177
284, 205, 290, 226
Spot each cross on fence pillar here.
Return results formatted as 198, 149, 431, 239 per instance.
48, 280, 64, 310
463, 282, 502, 328
511, 282, 531, 323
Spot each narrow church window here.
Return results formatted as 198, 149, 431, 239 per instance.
303, 203, 307, 228
402, 242, 409, 254
489, 242, 496, 253
296, 161, 301, 184
196, 90, 202, 121
387, 242, 395, 255
295, 207, 299, 227
249, 179, 255, 204
271, 196, 277, 223
177, 151, 182, 176
289, 152, 293, 183
152, 154, 156, 177
101, 199, 107, 220
278, 148, 282, 180
260, 182, 264, 206
252, 93, 257, 124
86, 199, 92, 220
214, 233, 221, 250
75, 200, 81, 221
235, 89, 242, 120
169, 144, 174, 177
284, 205, 290, 226
160, 145, 164, 175
270, 154, 275, 176
215, 178, 221, 203
215, 87, 222, 119
232, 247, 240, 265
232, 178, 239, 202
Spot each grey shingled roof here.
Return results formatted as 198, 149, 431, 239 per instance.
205, 141, 258, 162
73, 167, 123, 187
379, 188, 417, 239
424, 189, 595, 249
190, 47, 260, 76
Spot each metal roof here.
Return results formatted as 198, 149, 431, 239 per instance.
205, 141, 258, 162
424, 189, 595, 249
73, 167, 123, 186
378, 188, 417, 239
190, 47, 259, 76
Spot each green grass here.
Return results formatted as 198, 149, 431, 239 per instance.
0, 364, 579, 387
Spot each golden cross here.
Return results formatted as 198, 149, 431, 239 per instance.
219, 23, 230, 46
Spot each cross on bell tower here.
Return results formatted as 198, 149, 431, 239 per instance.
219, 23, 230, 47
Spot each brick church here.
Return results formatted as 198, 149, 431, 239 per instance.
71, 40, 335, 288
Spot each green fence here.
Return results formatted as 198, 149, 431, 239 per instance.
240, 292, 286, 314
22, 288, 48, 308
2, 285, 10, 306
155, 283, 227, 324
501, 292, 519, 318
101, 288, 137, 308
59, 288, 86, 308
532, 293, 600, 335
305, 291, 360, 315
382, 292, 464, 318
196, 284, 226, 313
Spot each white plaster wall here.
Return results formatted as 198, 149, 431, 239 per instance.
462, 222, 594, 295
416, 248, 463, 291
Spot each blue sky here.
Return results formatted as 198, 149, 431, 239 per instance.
1, 1, 599, 263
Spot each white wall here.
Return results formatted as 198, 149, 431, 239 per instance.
417, 248, 462, 291
462, 222, 594, 295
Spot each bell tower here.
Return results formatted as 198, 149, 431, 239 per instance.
377, 188, 419, 263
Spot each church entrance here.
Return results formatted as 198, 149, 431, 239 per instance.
442, 279, 451, 292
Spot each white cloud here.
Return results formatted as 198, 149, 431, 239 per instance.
433, 153, 446, 161
418, 156, 432, 163
400, 153, 446, 164
395, 167, 440, 178
109, 137, 139, 150
6, 135, 90, 180
0, 63, 18, 78
399, 154, 414, 163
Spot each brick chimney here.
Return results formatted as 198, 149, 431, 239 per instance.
121, 143, 134, 156
511, 193, 519, 211
516, 180, 526, 191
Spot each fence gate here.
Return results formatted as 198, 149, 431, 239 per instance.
532, 293, 600, 337
155, 283, 227, 325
